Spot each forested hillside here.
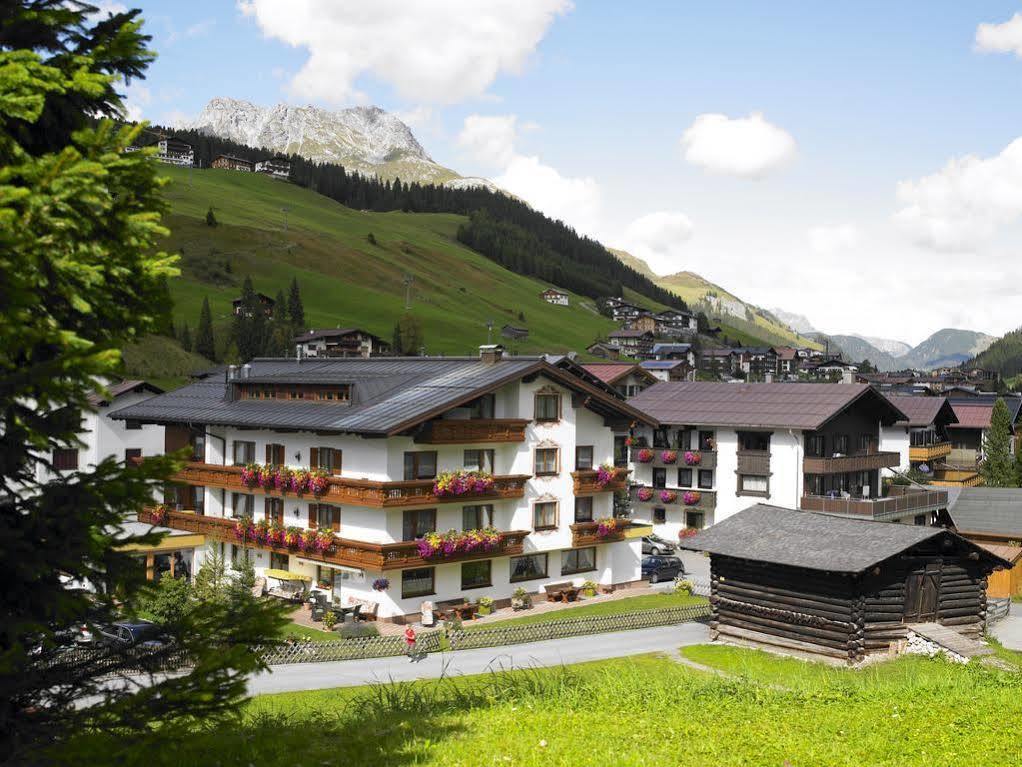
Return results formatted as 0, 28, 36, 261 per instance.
970, 327, 1022, 378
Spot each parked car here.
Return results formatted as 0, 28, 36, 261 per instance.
642, 534, 677, 556
642, 555, 685, 584
96, 620, 169, 649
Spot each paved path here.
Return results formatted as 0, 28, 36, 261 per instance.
991, 600, 1022, 651
247, 621, 710, 695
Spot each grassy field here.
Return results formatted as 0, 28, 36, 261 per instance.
465, 591, 706, 630
277, 621, 343, 643
58, 643, 1022, 766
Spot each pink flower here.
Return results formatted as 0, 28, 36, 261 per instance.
682, 490, 701, 506
636, 448, 654, 464
659, 490, 677, 504
683, 451, 701, 466
594, 464, 616, 489
636, 487, 654, 502
660, 450, 678, 464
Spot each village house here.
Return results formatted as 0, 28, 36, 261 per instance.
581, 362, 658, 398
602, 298, 645, 324
650, 342, 694, 363
232, 292, 276, 318
111, 350, 654, 622
639, 359, 692, 383
625, 312, 658, 335
803, 356, 858, 382
625, 382, 949, 541
586, 341, 622, 360
126, 135, 194, 166
773, 346, 799, 378
607, 329, 654, 358
255, 157, 291, 180
947, 395, 1022, 475
729, 347, 778, 381
698, 348, 737, 378
878, 395, 958, 479
653, 309, 697, 337
540, 288, 569, 306
293, 328, 392, 358
942, 487, 1022, 600
212, 154, 255, 172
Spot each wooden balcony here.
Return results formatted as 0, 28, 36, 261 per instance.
570, 520, 650, 547
168, 462, 529, 508
139, 508, 529, 570
799, 488, 948, 522
930, 469, 984, 487
572, 467, 630, 495
909, 442, 952, 462
736, 450, 771, 475
415, 418, 529, 444
802, 451, 900, 474
631, 486, 716, 512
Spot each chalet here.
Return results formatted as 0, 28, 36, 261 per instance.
256, 157, 291, 180
650, 343, 694, 362
586, 341, 622, 361
212, 154, 255, 172
626, 382, 949, 540
110, 349, 656, 621
127, 135, 194, 166
626, 312, 658, 335
698, 348, 737, 377
540, 288, 569, 306
681, 505, 1007, 663
294, 328, 392, 358
943, 487, 1022, 599
581, 363, 658, 398
232, 292, 276, 318
602, 299, 645, 324
773, 346, 798, 378
732, 347, 777, 381
878, 395, 958, 479
947, 396, 1022, 472
653, 310, 697, 337
607, 329, 654, 358
639, 359, 692, 383
803, 356, 858, 382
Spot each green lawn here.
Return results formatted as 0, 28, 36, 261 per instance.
465, 591, 707, 630
59, 644, 1022, 766
277, 621, 342, 643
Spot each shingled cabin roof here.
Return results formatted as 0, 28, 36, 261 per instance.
884, 395, 958, 427
943, 487, 1022, 539
86, 380, 163, 407
678, 504, 1009, 573
110, 355, 657, 436
627, 381, 907, 430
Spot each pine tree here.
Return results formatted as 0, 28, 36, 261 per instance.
232, 276, 267, 362
392, 321, 404, 355
394, 313, 424, 356
179, 322, 192, 353
193, 541, 230, 607
195, 296, 216, 361
264, 289, 292, 356
287, 276, 305, 328
205, 206, 217, 227
982, 399, 1017, 487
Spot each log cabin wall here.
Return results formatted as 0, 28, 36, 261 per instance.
710, 555, 864, 662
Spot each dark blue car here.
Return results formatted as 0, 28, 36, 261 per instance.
641, 555, 684, 584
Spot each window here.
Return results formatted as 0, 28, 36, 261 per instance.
462, 504, 494, 530
699, 431, 714, 451
653, 507, 666, 524
676, 430, 692, 450
739, 432, 770, 452
533, 501, 558, 530
467, 394, 495, 419
534, 447, 559, 476
402, 509, 436, 540
463, 449, 495, 473
402, 567, 435, 598
676, 468, 693, 488
575, 445, 594, 471
191, 431, 206, 462
806, 435, 825, 457
534, 393, 560, 422
698, 470, 713, 489
125, 448, 142, 464
561, 547, 596, 575
231, 492, 255, 518
270, 551, 289, 571
52, 448, 79, 471
685, 511, 705, 529
233, 440, 255, 465
510, 553, 548, 582
314, 503, 341, 532
311, 447, 342, 475
613, 435, 629, 468
574, 496, 594, 523
652, 468, 666, 489
857, 433, 875, 453
461, 560, 492, 590
193, 485, 205, 515
403, 451, 437, 480
806, 474, 824, 495
833, 435, 849, 455
125, 419, 142, 431
316, 565, 336, 588
738, 474, 769, 496
265, 443, 285, 466
653, 428, 670, 449
265, 497, 284, 525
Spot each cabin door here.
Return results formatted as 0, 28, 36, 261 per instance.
904, 563, 940, 622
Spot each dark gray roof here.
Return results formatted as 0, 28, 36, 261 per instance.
678, 504, 1007, 573
293, 327, 384, 343
944, 487, 1022, 538
110, 355, 655, 435
885, 395, 957, 427
628, 381, 906, 430
87, 380, 163, 407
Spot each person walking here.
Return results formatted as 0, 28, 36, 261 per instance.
404, 625, 417, 661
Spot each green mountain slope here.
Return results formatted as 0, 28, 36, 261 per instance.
966, 328, 1022, 377
156, 165, 617, 357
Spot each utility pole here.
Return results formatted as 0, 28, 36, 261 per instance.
402, 273, 414, 310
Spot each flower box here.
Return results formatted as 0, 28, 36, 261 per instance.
682, 490, 701, 506
659, 490, 678, 504
416, 527, 503, 558
636, 448, 654, 464
595, 517, 623, 537
240, 462, 329, 495
432, 470, 496, 497
660, 450, 678, 464
683, 451, 701, 466
594, 463, 616, 489
636, 486, 654, 502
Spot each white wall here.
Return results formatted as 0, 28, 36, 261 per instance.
879, 425, 910, 475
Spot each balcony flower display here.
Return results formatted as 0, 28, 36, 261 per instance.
251, 518, 270, 544
416, 527, 502, 558
372, 578, 390, 592
683, 451, 701, 466
300, 527, 320, 552
596, 517, 622, 537
682, 490, 702, 506
660, 450, 678, 464
233, 516, 255, 542
258, 465, 277, 489
432, 470, 495, 497
241, 463, 260, 488
624, 436, 634, 447
636, 486, 654, 502
284, 526, 305, 550
678, 527, 699, 539
659, 489, 678, 504
594, 463, 617, 489
314, 529, 335, 553
266, 522, 286, 547
636, 448, 654, 463
149, 504, 170, 525
309, 469, 330, 495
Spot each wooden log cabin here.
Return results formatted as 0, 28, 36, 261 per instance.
680, 504, 1009, 663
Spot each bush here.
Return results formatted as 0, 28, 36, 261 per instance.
673, 579, 694, 596
136, 576, 193, 624
322, 610, 337, 631
339, 622, 379, 639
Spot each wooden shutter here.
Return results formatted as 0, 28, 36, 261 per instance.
310, 447, 319, 470
308, 503, 318, 529
264, 497, 271, 519
331, 507, 341, 532
265, 444, 272, 465
332, 449, 342, 475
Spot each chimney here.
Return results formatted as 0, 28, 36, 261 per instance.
479, 344, 504, 363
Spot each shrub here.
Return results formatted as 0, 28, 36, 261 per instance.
136, 576, 193, 624
322, 610, 337, 631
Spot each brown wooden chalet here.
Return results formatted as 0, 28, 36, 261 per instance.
681, 505, 1008, 664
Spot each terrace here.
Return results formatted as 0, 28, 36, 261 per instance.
799, 487, 948, 522
571, 467, 630, 494
570, 520, 652, 546
414, 418, 529, 444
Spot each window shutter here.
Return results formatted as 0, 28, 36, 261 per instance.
265, 444, 272, 465
332, 450, 342, 475
264, 497, 271, 518
331, 507, 341, 532
308, 503, 317, 529
310, 447, 319, 470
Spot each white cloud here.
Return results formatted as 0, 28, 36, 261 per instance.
619, 212, 694, 274
893, 136, 1022, 251
976, 12, 1022, 56
680, 112, 796, 178
86, 1, 128, 22
185, 18, 216, 38
121, 83, 151, 122
457, 115, 519, 168
495, 155, 601, 235
161, 109, 192, 128
807, 224, 858, 255
238, 0, 572, 105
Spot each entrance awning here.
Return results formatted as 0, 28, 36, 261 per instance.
264, 569, 312, 582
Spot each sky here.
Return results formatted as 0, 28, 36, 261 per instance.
118, 0, 1022, 345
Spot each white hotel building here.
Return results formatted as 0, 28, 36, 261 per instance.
112, 349, 654, 621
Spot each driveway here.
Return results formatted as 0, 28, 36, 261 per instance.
247, 621, 710, 695
990, 600, 1022, 651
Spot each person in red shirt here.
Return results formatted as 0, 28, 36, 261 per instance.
404, 625, 417, 661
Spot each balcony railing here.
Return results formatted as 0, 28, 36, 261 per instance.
631, 486, 716, 512
139, 508, 529, 570
802, 451, 900, 474
168, 462, 529, 508
909, 442, 952, 462
572, 467, 630, 494
799, 488, 948, 521
415, 418, 529, 444
570, 520, 651, 547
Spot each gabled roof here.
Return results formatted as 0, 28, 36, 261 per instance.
885, 395, 958, 427
678, 504, 1009, 573
111, 355, 657, 435
232, 292, 275, 305
640, 360, 688, 370
293, 327, 386, 344
948, 404, 992, 429
608, 329, 653, 339
773, 346, 797, 360
627, 381, 907, 430
87, 380, 163, 407
581, 363, 656, 386
651, 343, 692, 354
944, 487, 1022, 538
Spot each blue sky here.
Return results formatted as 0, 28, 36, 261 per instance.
125, 1, 1022, 344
